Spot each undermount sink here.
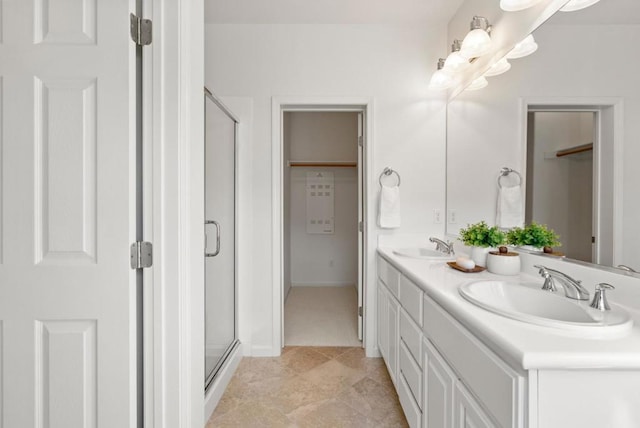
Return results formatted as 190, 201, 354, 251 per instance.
459, 280, 633, 334
393, 247, 454, 260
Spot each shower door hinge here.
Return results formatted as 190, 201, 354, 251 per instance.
130, 241, 153, 269
358, 306, 363, 317
130, 13, 152, 46
358, 221, 363, 232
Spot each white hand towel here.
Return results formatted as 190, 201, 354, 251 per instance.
497, 185, 523, 229
379, 186, 401, 229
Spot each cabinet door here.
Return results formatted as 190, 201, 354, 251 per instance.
377, 282, 389, 360
454, 383, 495, 428
388, 295, 400, 384
423, 339, 456, 428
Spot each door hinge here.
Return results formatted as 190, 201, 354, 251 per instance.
130, 13, 152, 46
358, 221, 363, 232
358, 136, 363, 147
358, 306, 363, 317
130, 241, 153, 269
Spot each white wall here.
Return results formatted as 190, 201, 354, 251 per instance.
446, 22, 640, 269
206, 23, 449, 355
286, 112, 359, 290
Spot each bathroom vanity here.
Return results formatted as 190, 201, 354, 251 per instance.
377, 248, 640, 428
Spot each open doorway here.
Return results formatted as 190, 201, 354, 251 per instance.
526, 110, 596, 262
525, 104, 619, 265
282, 111, 364, 347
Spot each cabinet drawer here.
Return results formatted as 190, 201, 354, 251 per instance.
400, 307, 422, 368
400, 276, 423, 327
423, 294, 525, 428
398, 370, 422, 428
399, 340, 422, 409
377, 255, 400, 298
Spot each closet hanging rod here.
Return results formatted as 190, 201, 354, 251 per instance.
556, 143, 593, 158
288, 161, 357, 168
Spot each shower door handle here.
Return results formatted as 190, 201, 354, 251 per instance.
205, 220, 221, 257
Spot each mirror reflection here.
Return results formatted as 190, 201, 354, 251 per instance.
446, 0, 640, 272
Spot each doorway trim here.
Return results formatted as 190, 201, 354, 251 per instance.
519, 96, 624, 265
271, 96, 374, 355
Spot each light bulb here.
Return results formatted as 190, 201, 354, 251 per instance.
466, 76, 488, 91
428, 59, 454, 90
500, 0, 544, 12
560, 0, 601, 12
444, 51, 470, 73
443, 40, 470, 74
459, 17, 492, 59
506, 34, 538, 59
484, 58, 511, 77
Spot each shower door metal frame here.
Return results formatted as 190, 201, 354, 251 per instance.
204, 87, 240, 390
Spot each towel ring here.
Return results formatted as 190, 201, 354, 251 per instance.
497, 167, 521, 189
379, 167, 401, 187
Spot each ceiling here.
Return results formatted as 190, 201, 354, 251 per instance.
205, 0, 464, 25
546, 0, 640, 25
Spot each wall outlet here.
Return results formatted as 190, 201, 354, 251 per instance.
448, 209, 457, 224
433, 209, 442, 224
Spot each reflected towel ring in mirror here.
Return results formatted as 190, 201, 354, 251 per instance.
379, 167, 401, 187
497, 167, 522, 188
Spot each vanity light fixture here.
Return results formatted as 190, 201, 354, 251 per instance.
560, 0, 601, 12
484, 58, 511, 77
459, 16, 492, 59
500, 0, 544, 12
506, 34, 538, 59
444, 40, 471, 74
428, 58, 454, 90
466, 76, 489, 91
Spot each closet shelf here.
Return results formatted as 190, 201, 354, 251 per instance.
288, 161, 357, 168
555, 143, 593, 158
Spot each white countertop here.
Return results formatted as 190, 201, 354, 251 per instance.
377, 247, 640, 371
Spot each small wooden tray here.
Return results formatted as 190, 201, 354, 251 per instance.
447, 261, 486, 273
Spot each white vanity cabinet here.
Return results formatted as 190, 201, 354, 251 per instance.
377, 257, 401, 385
378, 251, 640, 427
423, 293, 526, 428
422, 338, 455, 428
377, 254, 526, 428
454, 382, 495, 428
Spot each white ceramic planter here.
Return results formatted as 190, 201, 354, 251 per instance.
469, 246, 495, 267
486, 251, 521, 275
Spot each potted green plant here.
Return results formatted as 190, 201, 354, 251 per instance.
506, 222, 560, 252
459, 221, 505, 266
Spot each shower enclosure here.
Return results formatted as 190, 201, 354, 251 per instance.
204, 88, 239, 390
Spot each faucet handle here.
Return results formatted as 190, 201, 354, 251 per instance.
590, 283, 614, 311
534, 264, 549, 276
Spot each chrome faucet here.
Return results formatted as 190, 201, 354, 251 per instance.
534, 265, 590, 301
617, 265, 637, 273
429, 237, 455, 255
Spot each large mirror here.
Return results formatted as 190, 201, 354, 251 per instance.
446, 0, 640, 272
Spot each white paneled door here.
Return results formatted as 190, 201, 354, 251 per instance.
0, 1, 137, 427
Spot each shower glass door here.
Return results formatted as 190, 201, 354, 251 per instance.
205, 88, 238, 389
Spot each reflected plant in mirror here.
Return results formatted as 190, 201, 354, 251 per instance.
506, 222, 560, 252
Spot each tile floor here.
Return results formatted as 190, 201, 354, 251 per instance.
207, 346, 408, 427
284, 286, 360, 347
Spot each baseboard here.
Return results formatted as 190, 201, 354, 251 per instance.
291, 282, 356, 287
250, 344, 281, 357
204, 342, 243, 424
